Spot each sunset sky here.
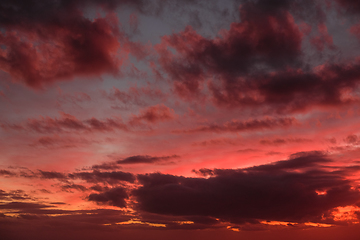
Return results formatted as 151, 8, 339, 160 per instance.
1, 0, 360, 239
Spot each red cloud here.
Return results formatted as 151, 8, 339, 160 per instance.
151, 1, 360, 113
1, 112, 127, 134
130, 104, 176, 124
0, 0, 155, 88
105, 86, 167, 106
0, 14, 124, 88
310, 23, 335, 51
155, 2, 303, 98
176, 117, 297, 133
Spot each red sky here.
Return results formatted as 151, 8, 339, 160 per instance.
1, 0, 360, 239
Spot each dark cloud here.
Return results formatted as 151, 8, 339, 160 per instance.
0, 190, 8, 200
156, 1, 303, 98
130, 104, 176, 124
57, 92, 91, 105
36, 137, 66, 147
1, 169, 68, 181
133, 152, 360, 225
0, 207, 132, 238
39, 170, 67, 180
134, 212, 222, 230
90, 185, 108, 192
88, 187, 128, 208
0, 1, 125, 88
260, 138, 312, 145
0, 0, 167, 88
237, 148, 259, 153
248, 151, 331, 172
176, 117, 296, 133
194, 152, 329, 177
240, 0, 325, 23
0, 189, 32, 201
192, 168, 215, 177
105, 86, 167, 107
92, 162, 122, 170
117, 155, 180, 164
2, 108, 179, 134
1, 112, 127, 134
0, 169, 16, 176
344, 135, 359, 145
335, 0, 360, 13
210, 61, 360, 113
27, 113, 86, 133
0, 0, 219, 88
69, 170, 136, 184
89, 155, 180, 172
153, 1, 360, 113
0, 202, 53, 210
1, 165, 136, 186
31, 136, 95, 149
84, 118, 127, 132
192, 138, 240, 147
61, 184, 87, 192
107, 87, 147, 106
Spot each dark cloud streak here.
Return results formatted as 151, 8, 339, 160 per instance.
116, 155, 180, 164
176, 117, 296, 133
133, 152, 360, 225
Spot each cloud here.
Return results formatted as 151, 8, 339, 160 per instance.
0, 0, 220, 89
69, 170, 136, 184
116, 155, 180, 164
0, 202, 53, 210
0, 5, 122, 88
247, 151, 332, 172
91, 162, 122, 170
0, 0, 160, 88
151, 1, 360, 113
0, 169, 68, 181
192, 138, 241, 147
31, 136, 96, 149
344, 135, 359, 145
0, 189, 32, 201
0, 169, 16, 176
155, 1, 303, 98
85, 118, 127, 132
211, 62, 360, 112
335, 0, 360, 13
89, 155, 180, 172
57, 92, 92, 105
61, 184, 87, 192
105, 86, 167, 107
260, 138, 312, 145
176, 117, 296, 133
39, 170, 68, 180
310, 23, 335, 51
88, 187, 128, 208
130, 104, 176, 124
133, 152, 360, 225
1, 112, 127, 134
0, 206, 132, 238
1, 167, 136, 186
2, 152, 360, 230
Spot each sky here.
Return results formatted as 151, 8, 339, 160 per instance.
1, 0, 360, 239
